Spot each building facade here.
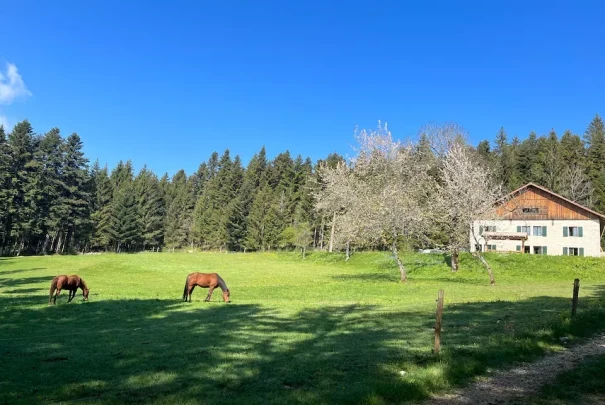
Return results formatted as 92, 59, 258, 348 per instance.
470, 183, 605, 257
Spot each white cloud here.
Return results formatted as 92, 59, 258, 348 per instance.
0, 63, 31, 105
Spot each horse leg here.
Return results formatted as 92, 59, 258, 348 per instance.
67, 290, 74, 303
54, 288, 61, 305
188, 285, 195, 303
205, 286, 215, 302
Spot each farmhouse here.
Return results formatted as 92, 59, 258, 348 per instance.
470, 183, 605, 257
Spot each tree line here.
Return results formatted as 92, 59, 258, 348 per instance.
477, 114, 605, 212
0, 114, 603, 257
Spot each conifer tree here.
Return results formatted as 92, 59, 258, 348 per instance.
540, 129, 563, 193
134, 166, 165, 250
245, 183, 275, 251
164, 170, 194, 248
6, 120, 37, 254
584, 114, 605, 212
191, 162, 209, 198
0, 125, 13, 252
60, 133, 91, 252
90, 166, 114, 250
111, 184, 140, 252
34, 128, 66, 253
234, 147, 268, 247
560, 130, 585, 167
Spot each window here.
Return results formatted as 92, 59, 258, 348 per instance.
564, 226, 583, 237
524, 246, 530, 254
564, 247, 584, 256
521, 226, 530, 234
475, 244, 482, 252
533, 246, 547, 255
487, 245, 497, 251
533, 226, 542, 236
484, 226, 496, 232
522, 208, 539, 213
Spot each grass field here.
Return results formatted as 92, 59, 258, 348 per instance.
1, 251, 605, 404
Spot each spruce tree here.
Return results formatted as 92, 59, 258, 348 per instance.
235, 147, 268, 248
110, 160, 134, 189
111, 184, 141, 252
540, 129, 562, 192
134, 166, 165, 249
584, 114, 605, 212
34, 129, 66, 253
191, 162, 209, 198
90, 166, 114, 250
60, 133, 91, 252
245, 184, 282, 250
7, 120, 37, 254
164, 170, 194, 248
516, 132, 541, 185
0, 126, 12, 252
560, 130, 585, 167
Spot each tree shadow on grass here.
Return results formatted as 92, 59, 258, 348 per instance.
0, 274, 52, 289
424, 277, 490, 286
0, 268, 47, 275
0, 285, 604, 404
2, 287, 43, 294
331, 272, 398, 282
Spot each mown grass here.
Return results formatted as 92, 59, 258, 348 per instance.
0, 251, 604, 404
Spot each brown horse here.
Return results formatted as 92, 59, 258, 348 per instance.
182, 272, 230, 303
49, 275, 90, 305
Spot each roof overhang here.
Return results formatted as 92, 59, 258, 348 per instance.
483, 231, 528, 241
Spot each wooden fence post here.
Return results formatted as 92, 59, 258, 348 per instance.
571, 278, 580, 317
435, 289, 445, 355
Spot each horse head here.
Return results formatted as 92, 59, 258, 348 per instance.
222, 290, 231, 303
83, 288, 90, 301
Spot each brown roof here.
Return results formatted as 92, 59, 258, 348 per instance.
498, 182, 605, 221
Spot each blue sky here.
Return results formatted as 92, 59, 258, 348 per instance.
1, 0, 604, 176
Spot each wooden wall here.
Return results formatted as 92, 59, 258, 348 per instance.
496, 187, 599, 221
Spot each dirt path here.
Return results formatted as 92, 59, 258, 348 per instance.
423, 334, 605, 405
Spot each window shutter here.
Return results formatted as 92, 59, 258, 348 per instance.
579, 247, 584, 257
579, 227, 583, 237
479, 225, 484, 235
517, 226, 521, 232
563, 227, 568, 237
516, 245, 521, 251
563, 247, 568, 255
542, 226, 547, 237
542, 246, 547, 255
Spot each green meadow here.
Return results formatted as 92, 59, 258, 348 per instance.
1, 252, 604, 404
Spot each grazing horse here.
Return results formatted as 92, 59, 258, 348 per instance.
49, 275, 90, 305
182, 272, 230, 303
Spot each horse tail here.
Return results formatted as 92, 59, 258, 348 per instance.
49, 277, 58, 302
182, 274, 189, 300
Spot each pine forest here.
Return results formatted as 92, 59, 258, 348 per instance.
1, 114, 604, 256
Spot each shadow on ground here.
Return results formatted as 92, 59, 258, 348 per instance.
0, 272, 51, 289
0, 284, 604, 404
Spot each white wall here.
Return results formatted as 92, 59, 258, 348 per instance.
469, 219, 602, 257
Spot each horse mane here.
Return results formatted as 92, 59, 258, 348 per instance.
217, 275, 229, 292
79, 277, 89, 290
